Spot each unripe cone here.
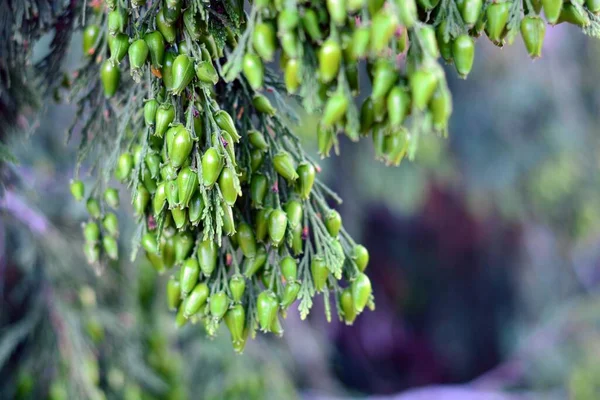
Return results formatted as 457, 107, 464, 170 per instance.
557, 4, 590, 27
300, 10, 321, 42
252, 94, 276, 115
280, 282, 301, 309
277, 9, 300, 32
311, 257, 329, 292
197, 240, 218, 277
409, 68, 438, 110
171, 55, 195, 95
180, 258, 199, 297
387, 86, 410, 128
460, 0, 483, 25
317, 127, 335, 158
180, 39, 192, 53
141, 233, 159, 254
107, 9, 127, 35
195, 60, 219, 84
248, 130, 269, 151
350, 27, 370, 60
202, 147, 223, 187
268, 209, 288, 246
160, 235, 176, 269
102, 213, 119, 237
430, 87, 453, 130
252, 22, 276, 61
83, 221, 100, 242
255, 209, 272, 242
229, 275, 246, 303
174, 232, 194, 263
398, 0, 418, 27
161, 51, 176, 90
142, 172, 157, 195
437, 22, 453, 63
209, 292, 229, 320
284, 58, 301, 94
153, 182, 167, 216
587, 0, 600, 13
257, 290, 279, 331
419, 26, 440, 58
485, 2, 510, 43
82, 25, 100, 56
177, 167, 198, 208
370, 11, 399, 54
183, 283, 209, 317
326, 0, 346, 26
353, 244, 370, 272
321, 91, 348, 129
224, 304, 246, 344
291, 223, 303, 256
188, 193, 204, 225
145, 253, 165, 275
273, 151, 298, 181
325, 210, 342, 237
169, 126, 193, 168
243, 53, 264, 90
261, 270, 274, 290
164, 0, 181, 23
352, 273, 372, 313
160, 161, 177, 182
250, 174, 268, 208
280, 256, 298, 282
347, 67, 361, 96
144, 31, 165, 68
214, 110, 241, 142
155, 104, 175, 138
167, 278, 182, 310
221, 200, 236, 236
100, 60, 120, 98
341, 288, 357, 324
271, 314, 284, 337
452, 34, 475, 78
133, 185, 150, 217
542, 0, 563, 24
318, 39, 342, 84
144, 99, 159, 127
244, 244, 267, 277
146, 251, 164, 275
156, 8, 176, 43
520, 16, 545, 58
237, 223, 257, 258
372, 60, 397, 100
372, 96, 387, 123
251, 149, 264, 172
201, 34, 221, 59
70, 180, 85, 201
219, 167, 239, 206
108, 33, 129, 64
176, 303, 187, 327
284, 200, 303, 228
128, 39, 148, 70
360, 98, 375, 133
166, 179, 179, 209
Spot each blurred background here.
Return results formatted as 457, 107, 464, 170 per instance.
2, 18, 600, 400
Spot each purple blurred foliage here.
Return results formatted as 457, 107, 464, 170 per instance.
330, 184, 522, 394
